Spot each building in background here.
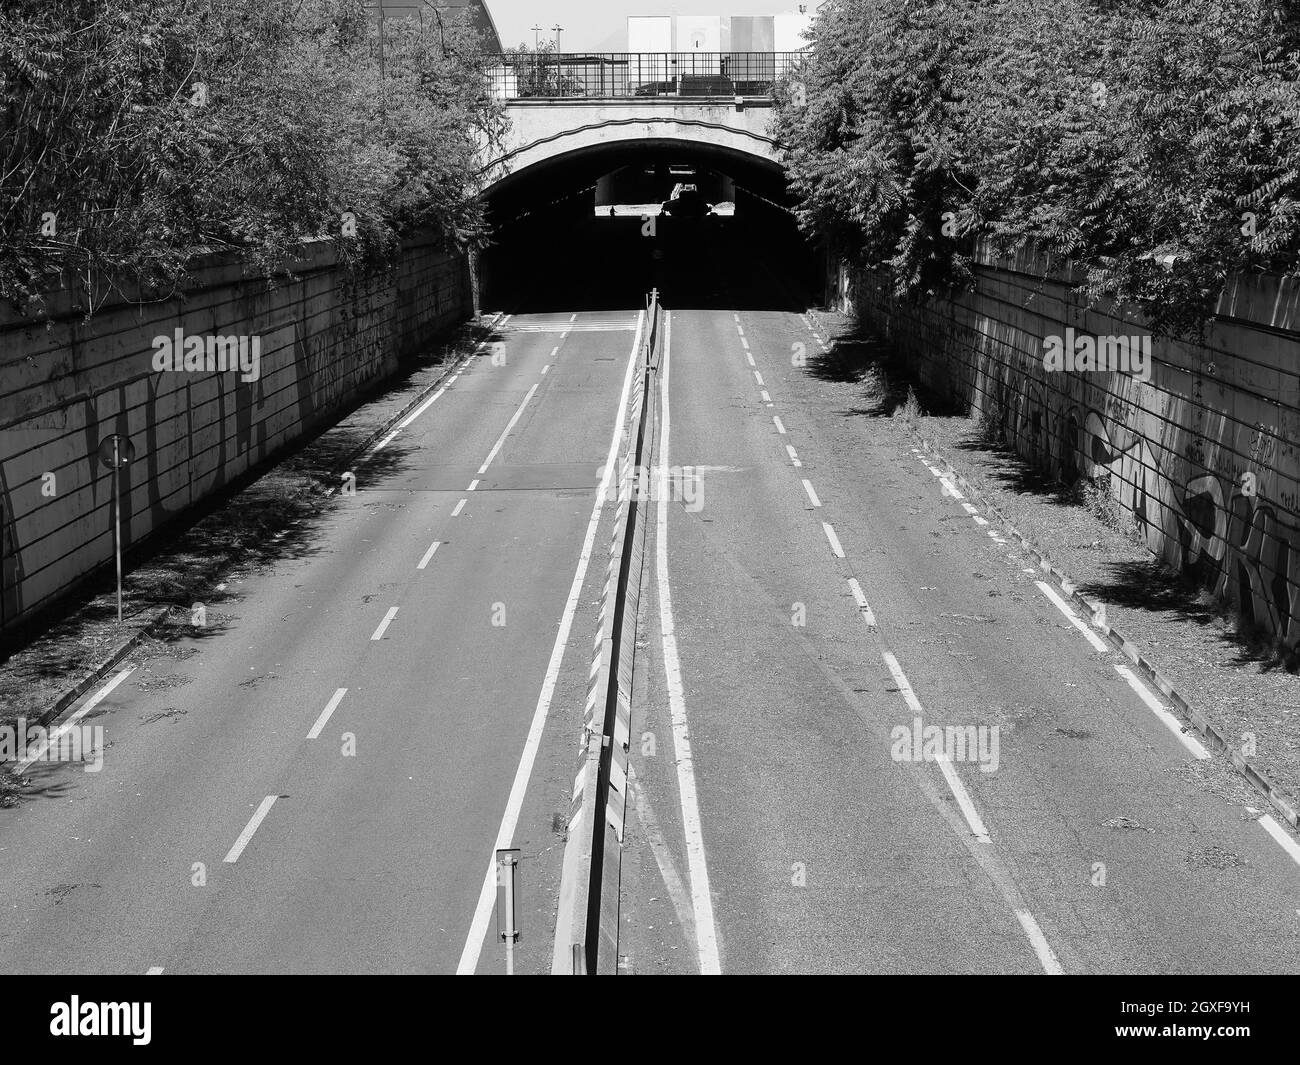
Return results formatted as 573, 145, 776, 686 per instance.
626, 5, 819, 53
368, 0, 503, 52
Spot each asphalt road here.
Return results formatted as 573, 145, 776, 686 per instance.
0, 308, 643, 974
620, 293, 1300, 974
3, 278, 1298, 976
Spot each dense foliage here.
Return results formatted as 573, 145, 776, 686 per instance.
0, 0, 506, 313
774, 0, 1300, 335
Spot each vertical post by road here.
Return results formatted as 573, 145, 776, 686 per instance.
112, 436, 121, 624
496, 848, 520, 975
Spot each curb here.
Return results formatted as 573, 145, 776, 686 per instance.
906, 422, 1300, 834
18, 313, 505, 736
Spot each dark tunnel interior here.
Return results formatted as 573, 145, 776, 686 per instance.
479, 142, 822, 314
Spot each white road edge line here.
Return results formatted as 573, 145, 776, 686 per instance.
1258, 814, 1300, 868
656, 311, 723, 975
369, 607, 399, 641
308, 688, 347, 740
1035, 581, 1110, 654
417, 540, 442, 570
224, 795, 278, 863
1015, 910, 1065, 974
1114, 663, 1211, 760
457, 310, 646, 975
16, 667, 133, 773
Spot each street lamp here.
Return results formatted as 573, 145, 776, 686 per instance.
532, 23, 542, 51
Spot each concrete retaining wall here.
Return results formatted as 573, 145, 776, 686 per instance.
0, 234, 471, 637
841, 242, 1300, 649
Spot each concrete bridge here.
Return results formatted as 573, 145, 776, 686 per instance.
480, 53, 793, 205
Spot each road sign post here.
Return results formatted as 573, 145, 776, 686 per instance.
495, 848, 521, 974
97, 434, 135, 624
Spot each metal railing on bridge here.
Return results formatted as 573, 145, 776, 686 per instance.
484, 52, 802, 101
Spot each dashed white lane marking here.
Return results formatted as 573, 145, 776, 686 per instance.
1257, 814, 1300, 868
451, 498, 467, 517
369, 607, 399, 641
146, 966, 164, 975
881, 651, 991, 844
753, 370, 764, 386
962, 502, 979, 514
740, 337, 750, 351
847, 578, 877, 627
224, 796, 278, 863
16, 667, 133, 773
802, 479, 822, 508
549, 346, 560, 359
308, 688, 348, 740
1114, 663, 1211, 760
940, 478, 964, 500
733, 313, 741, 323
746, 352, 756, 367
1015, 910, 1064, 974
467, 479, 480, 492
786, 444, 802, 467
476, 382, 539, 475
569, 313, 577, 322
1035, 581, 1109, 653
417, 540, 442, 570
822, 522, 845, 558
460, 310, 646, 976
542, 364, 551, 375
760, 390, 772, 404
1023, 567, 1036, 574
973, 515, 989, 526
736, 326, 745, 338
655, 311, 723, 975
773, 416, 786, 434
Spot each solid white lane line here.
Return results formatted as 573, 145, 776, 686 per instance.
375, 429, 401, 451
1258, 814, 1300, 868
847, 577, 877, 627
468, 479, 480, 492
369, 607, 399, 641
655, 311, 723, 975
962, 502, 979, 514
417, 540, 442, 570
224, 796, 278, 863
822, 522, 845, 558
1114, 663, 1211, 759
308, 688, 347, 740
1035, 581, 1109, 653
451, 499, 467, 517
881, 651, 991, 844
16, 668, 133, 773
1015, 910, 1065, 974
786, 444, 802, 467
802, 479, 822, 508
459, 310, 646, 976
477, 382, 539, 475
773, 416, 786, 434
753, 370, 764, 386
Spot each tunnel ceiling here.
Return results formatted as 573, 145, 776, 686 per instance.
482, 138, 791, 222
